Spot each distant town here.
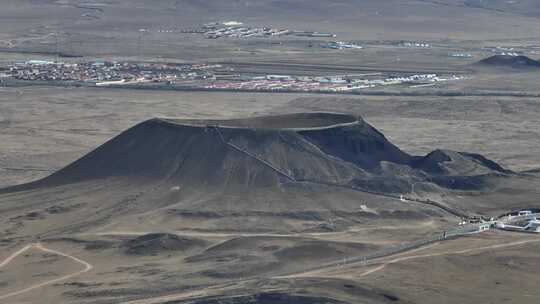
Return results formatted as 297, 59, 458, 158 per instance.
0, 59, 466, 94
179, 20, 336, 39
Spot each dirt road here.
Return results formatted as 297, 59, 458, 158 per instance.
0, 244, 33, 268
289, 238, 540, 279
0, 243, 93, 301
357, 238, 540, 278
87, 220, 436, 239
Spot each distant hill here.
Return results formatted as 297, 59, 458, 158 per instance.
476, 55, 540, 69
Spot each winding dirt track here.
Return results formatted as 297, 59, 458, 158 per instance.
0, 244, 33, 268
0, 243, 93, 301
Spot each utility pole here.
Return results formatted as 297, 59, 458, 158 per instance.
54, 8, 60, 63
55, 30, 60, 63
138, 29, 147, 62
137, 31, 142, 62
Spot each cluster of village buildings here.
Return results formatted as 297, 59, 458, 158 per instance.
181, 21, 335, 39
0, 60, 218, 83
0, 59, 466, 93
201, 73, 465, 93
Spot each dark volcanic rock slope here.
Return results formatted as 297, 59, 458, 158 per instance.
7, 113, 507, 193
0, 113, 511, 235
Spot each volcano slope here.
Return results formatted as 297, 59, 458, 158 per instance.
0, 112, 511, 238
0, 112, 524, 303
0, 112, 514, 238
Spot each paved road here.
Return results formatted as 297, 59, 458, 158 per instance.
0, 243, 93, 301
